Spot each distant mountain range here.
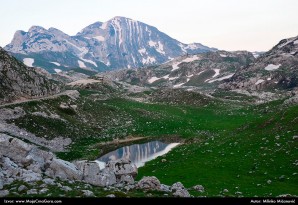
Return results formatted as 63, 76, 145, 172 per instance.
4, 16, 216, 73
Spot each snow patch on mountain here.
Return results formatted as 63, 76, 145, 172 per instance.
78, 60, 86, 68
264, 64, 281, 71
93, 36, 105, 41
23, 58, 34, 67
148, 76, 161, 83
173, 82, 185, 88
51, 62, 61, 66
54, 69, 62, 73
208, 74, 234, 83
171, 55, 200, 71
142, 56, 156, 64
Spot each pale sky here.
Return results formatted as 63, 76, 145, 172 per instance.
1, 0, 298, 51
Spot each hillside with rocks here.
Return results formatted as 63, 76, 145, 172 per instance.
221, 35, 298, 91
0, 47, 60, 104
103, 50, 255, 91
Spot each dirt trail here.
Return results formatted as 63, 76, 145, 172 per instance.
0, 90, 78, 108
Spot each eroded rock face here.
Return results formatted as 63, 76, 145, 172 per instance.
137, 176, 161, 190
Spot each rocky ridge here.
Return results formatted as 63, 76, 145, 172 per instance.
0, 47, 60, 104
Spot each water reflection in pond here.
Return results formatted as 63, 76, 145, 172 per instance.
96, 140, 179, 169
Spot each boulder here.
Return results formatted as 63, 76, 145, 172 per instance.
61, 186, 72, 192
18, 185, 28, 192
0, 190, 9, 197
27, 189, 38, 195
171, 182, 190, 197
75, 160, 116, 186
193, 184, 205, 193
106, 194, 115, 198
45, 158, 83, 180
42, 178, 56, 185
137, 176, 161, 190
39, 188, 49, 194
106, 158, 138, 180
0, 134, 33, 166
82, 190, 94, 197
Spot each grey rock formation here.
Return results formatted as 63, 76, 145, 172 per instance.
0, 47, 60, 104
82, 190, 95, 197
171, 182, 190, 197
0, 190, 9, 197
18, 185, 28, 192
137, 176, 161, 190
193, 184, 205, 193
45, 158, 83, 180
4, 17, 215, 72
75, 160, 117, 187
105, 158, 138, 181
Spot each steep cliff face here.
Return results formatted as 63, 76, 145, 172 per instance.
0, 47, 60, 104
221, 35, 298, 91
4, 16, 216, 73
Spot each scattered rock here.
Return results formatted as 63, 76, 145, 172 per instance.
193, 185, 204, 193
18, 185, 28, 192
160, 184, 171, 193
27, 189, 38, 195
161, 159, 167, 162
171, 182, 190, 197
223, 189, 229, 193
267, 180, 272, 184
61, 186, 72, 192
293, 136, 298, 140
137, 176, 161, 190
82, 190, 95, 197
39, 188, 49, 194
43, 178, 56, 185
0, 190, 9, 197
106, 194, 116, 198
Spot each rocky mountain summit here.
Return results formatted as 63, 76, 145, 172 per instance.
0, 47, 60, 104
221, 35, 298, 91
5, 16, 216, 73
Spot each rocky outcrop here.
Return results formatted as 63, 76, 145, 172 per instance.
137, 176, 161, 190
171, 182, 190, 197
75, 160, 116, 186
0, 47, 60, 104
221, 35, 298, 91
105, 158, 138, 180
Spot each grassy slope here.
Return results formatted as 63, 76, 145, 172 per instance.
7, 88, 298, 197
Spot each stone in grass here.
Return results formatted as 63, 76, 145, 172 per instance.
18, 185, 28, 192
61, 186, 72, 192
27, 189, 38, 195
106, 194, 115, 198
0, 190, 9, 197
39, 188, 49, 194
193, 185, 204, 193
82, 190, 94, 197
171, 182, 190, 197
